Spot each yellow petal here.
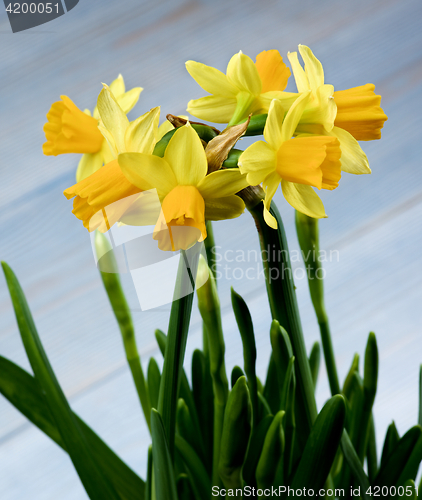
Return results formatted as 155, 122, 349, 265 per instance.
157, 115, 188, 141
43, 96, 103, 156
118, 152, 177, 194
153, 186, 206, 251
281, 180, 327, 218
109, 74, 125, 97
97, 85, 129, 153
281, 91, 312, 142
238, 141, 276, 186
263, 171, 281, 229
276, 136, 338, 189
76, 151, 103, 182
299, 84, 336, 132
117, 87, 143, 114
255, 90, 299, 115
263, 99, 285, 150
185, 60, 238, 96
118, 190, 162, 226
98, 122, 118, 158
226, 51, 262, 95
298, 45, 325, 90
187, 95, 237, 123
334, 84, 388, 140
287, 51, 309, 93
329, 126, 371, 174
124, 107, 160, 154
255, 50, 291, 92
164, 123, 207, 186
204, 195, 245, 220
196, 169, 249, 198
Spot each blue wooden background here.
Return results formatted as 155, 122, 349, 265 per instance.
1, 0, 422, 497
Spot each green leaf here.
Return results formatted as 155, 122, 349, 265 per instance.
290, 395, 346, 491
231, 365, 244, 388
147, 358, 161, 411
340, 431, 371, 500
176, 398, 205, 462
151, 409, 178, 500
219, 377, 252, 490
308, 341, 321, 390
367, 414, 378, 483
243, 414, 273, 487
263, 354, 280, 414
2, 262, 120, 500
175, 435, 211, 500
419, 366, 422, 428
381, 421, 400, 467
145, 446, 153, 500
374, 426, 422, 488
255, 411, 285, 490
176, 474, 196, 500
342, 353, 359, 401
231, 288, 259, 427
0, 356, 145, 500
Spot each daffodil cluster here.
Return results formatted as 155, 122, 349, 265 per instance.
43, 45, 387, 248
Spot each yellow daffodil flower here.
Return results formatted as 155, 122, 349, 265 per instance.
186, 50, 298, 126
287, 45, 387, 174
64, 85, 159, 232
239, 94, 341, 228
118, 123, 249, 251
43, 75, 143, 181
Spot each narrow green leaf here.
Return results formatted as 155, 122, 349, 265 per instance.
374, 426, 422, 488
2, 262, 119, 500
396, 432, 422, 486
342, 353, 359, 401
340, 431, 371, 500
381, 421, 400, 467
219, 377, 252, 490
367, 413, 378, 483
243, 415, 273, 487
176, 398, 205, 462
255, 411, 285, 490
419, 366, 422, 427
291, 395, 345, 491
263, 354, 280, 414
231, 288, 259, 427
308, 341, 321, 390
151, 410, 178, 500
176, 474, 195, 500
147, 358, 161, 411
145, 446, 152, 500
0, 356, 145, 500
175, 435, 211, 500
231, 365, 244, 388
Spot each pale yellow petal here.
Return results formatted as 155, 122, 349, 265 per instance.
298, 45, 325, 90
98, 122, 118, 158
157, 115, 188, 141
263, 99, 285, 150
238, 141, 276, 186
164, 123, 207, 186
187, 96, 237, 123
287, 51, 309, 92
226, 51, 262, 95
263, 171, 281, 229
117, 87, 143, 114
204, 195, 245, 220
281, 180, 327, 218
125, 107, 160, 154
256, 91, 299, 115
97, 85, 129, 153
197, 169, 249, 198
329, 126, 371, 174
186, 60, 238, 96
118, 190, 162, 226
76, 151, 103, 182
281, 91, 312, 142
109, 74, 125, 97
118, 152, 177, 194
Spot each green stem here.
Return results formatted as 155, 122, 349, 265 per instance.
157, 248, 199, 458
319, 317, 341, 395
248, 201, 317, 443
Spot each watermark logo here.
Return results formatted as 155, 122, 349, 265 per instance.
90, 190, 208, 311
4, 0, 79, 32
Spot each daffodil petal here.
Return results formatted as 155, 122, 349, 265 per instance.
256, 91, 299, 115
281, 180, 327, 218
118, 190, 162, 226
263, 171, 281, 229
255, 50, 291, 92
238, 141, 276, 186
157, 115, 188, 141
76, 151, 103, 182
109, 74, 125, 98
187, 96, 237, 123
197, 169, 249, 198
281, 91, 312, 142
227, 51, 262, 95
330, 126, 371, 174
118, 152, 177, 194
263, 99, 285, 150
125, 107, 160, 154
186, 60, 238, 96
287, 51, 309, 93
98, 123, 118, 158
97, 85, 129, 153
117, 87, 143, 114
204, 195, 245, 220
164, 123, 207, 186
298, 45, 325, 90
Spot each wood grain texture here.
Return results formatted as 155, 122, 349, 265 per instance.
1, 0, 421, 497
